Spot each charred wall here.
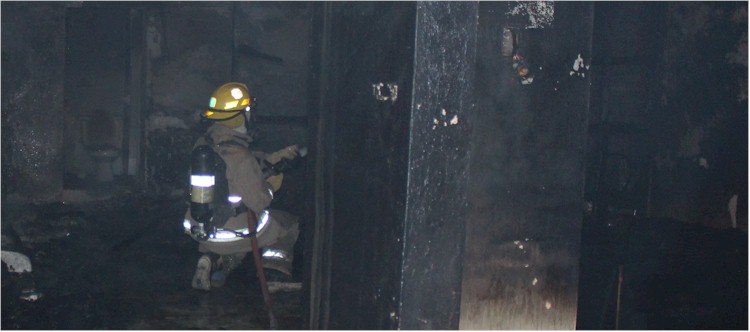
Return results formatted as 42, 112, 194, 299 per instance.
2, 2, 68, 200
399, 2, 477, 329
315, 2, 416, 329
313, 2, 478, 329
578, 2, 748, 329
141, 2, 314, 200
460, 2, 591, 329
1, 1, 746, 330
2, 2, 314, 202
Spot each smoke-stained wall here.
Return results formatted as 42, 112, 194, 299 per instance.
63, 6, 130, 186
460, 2, 591, 329
577, 2, 747, 329
144, 2, 314, 199
313, 2, 478, 329
143, 2, 233, 190
651, 2, 748, 229
316, 2, 416, 329
1, 2, 68, 200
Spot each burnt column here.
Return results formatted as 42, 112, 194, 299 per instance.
398, 2, 478, 329
311, 1, 477, 330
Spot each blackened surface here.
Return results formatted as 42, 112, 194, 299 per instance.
584, 2, 667, 222
652, 2, 748, 229
307, 3, 331, 329
1, 2, 67, 200
460, 2, 590, 329
1, 192, 304, 329
578, 2, 748, 329
62, 7, 130, 186
234, 2, 312, 119
321, 2, 415, 329
578, 218, 747, 329
398, 2, 477, 330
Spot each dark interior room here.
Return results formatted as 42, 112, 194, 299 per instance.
1, 1, 747, 330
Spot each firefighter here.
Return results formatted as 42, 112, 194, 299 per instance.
183, 82, 300, 291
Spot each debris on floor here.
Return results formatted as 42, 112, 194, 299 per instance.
1, 190, 303, 329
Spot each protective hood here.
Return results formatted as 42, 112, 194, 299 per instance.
205, 122, 254, 149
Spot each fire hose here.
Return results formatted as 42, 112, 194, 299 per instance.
247, 210, 278, 329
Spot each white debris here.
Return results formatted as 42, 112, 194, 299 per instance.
506, 1, 555, 29
449, 115, 459, 125
545, 301, 552, 309
571, 54, 590, 78
1, 250, 33, 273
20, 291, 43, 302
532, 278, 538, 286
573, 54, 584, 71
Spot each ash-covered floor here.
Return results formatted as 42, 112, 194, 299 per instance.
1, 187, 304, 330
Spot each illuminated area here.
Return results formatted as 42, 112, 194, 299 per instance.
182, 210, 270, 241
190, 175, 215, 187
262, 249, 287, 260
228, 195, 242, 204
224, 100, 238, 109
230, 88, 244, 99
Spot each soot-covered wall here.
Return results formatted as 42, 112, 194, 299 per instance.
313, 2, 416, 329
139, 2, 313, 198
312, 2, 416, 329
2, 1, 314, 208
460, 2, 592, 329
312, 2, 478, 329
2, 2, 67, 200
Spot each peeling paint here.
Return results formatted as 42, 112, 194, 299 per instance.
431, 109, 460, 129
449, 115, 459, 125
1, 251, 32, 273
506, 1, 555, 29
570, 53, 589, 78
372, 82, 399, 103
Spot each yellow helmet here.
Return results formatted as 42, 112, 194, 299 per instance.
202, 82, 256, 128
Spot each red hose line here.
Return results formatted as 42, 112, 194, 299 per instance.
248, 211, 278, 329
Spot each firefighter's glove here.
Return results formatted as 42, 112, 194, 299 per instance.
267, 174, 284, 192
266, 145, 299, 164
